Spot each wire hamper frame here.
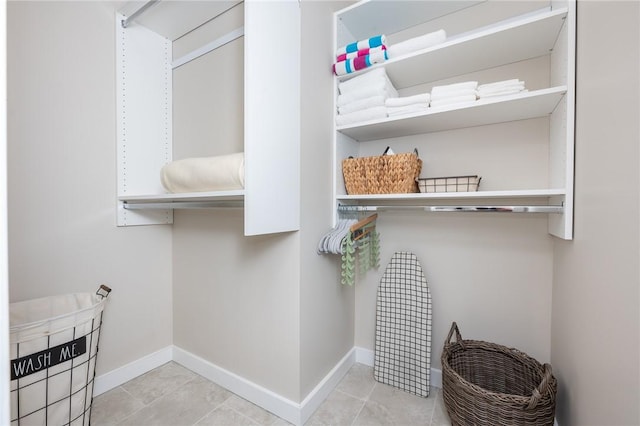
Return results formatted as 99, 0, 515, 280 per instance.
441, 322, 557, 426
9, 285, 112, 426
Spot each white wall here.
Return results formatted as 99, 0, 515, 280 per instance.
7, 1, 173, 376
1, 0, 10, 421
551, 2, 640, 425
355, 211, 554, 369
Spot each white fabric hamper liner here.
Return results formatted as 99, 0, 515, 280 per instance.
9, 285, 111, 426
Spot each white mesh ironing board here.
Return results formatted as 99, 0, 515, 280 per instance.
374, 251, 432, 397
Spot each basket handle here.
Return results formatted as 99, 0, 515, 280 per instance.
526, 363, 554, 410
97, 284, 112, 299
445, 322, 465, 349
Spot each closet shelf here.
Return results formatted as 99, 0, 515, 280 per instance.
337, 86, 567, 141
119, 190, 245, 209
337, 0, 483, 43
336, 189, 565, 204
337, 7, 568, 89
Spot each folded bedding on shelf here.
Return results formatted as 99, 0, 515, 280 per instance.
387, 29, 447, 59
160, 153, 245, 193
333, 49, 388, 76
336, 35, 386, 57
429, 94, 478, 108
430, 81, 478, 98
385, 93, 430, 107
338, 67, 392, 94
335, 106, 387, 127
337, 80, 398, 106
338, 95, 386, 115
477, 79, 526, 98
336, 45, 386, 63
387, 104, 430, 117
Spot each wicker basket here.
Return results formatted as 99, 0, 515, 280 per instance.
441, 322, 557, 426
342, 149, 422, 194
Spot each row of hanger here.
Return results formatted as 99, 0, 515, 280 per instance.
317, 214, 378, 255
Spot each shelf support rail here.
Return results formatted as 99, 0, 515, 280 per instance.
122, 200, 244, 210
337, 204, 564, 214
121, 0, 160, 28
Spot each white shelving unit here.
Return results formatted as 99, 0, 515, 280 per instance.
116, 0, 300, 236
333, 0, 576, 240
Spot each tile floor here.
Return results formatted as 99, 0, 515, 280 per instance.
91, 361, 452, 426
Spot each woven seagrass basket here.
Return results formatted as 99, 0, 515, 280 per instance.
441, 322, 557, 426
342, 148, 422, 194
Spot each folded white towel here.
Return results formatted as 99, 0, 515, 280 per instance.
431, 81, 478, 97
338, 67, 390, 94
337, 80, 398, 106
339, 95, 386, 115
430, 88, 478, 101
385, 93, 430, 107
477, 79, 524, 90
478, 88, 528, 99
478, 80, 526, 98
430, 94, 477, 108
387, 29, 447, 59
387, 104, 430, 117
160, 153, 245, 193
335, 106, 387, 127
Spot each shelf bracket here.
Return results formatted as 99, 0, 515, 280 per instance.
121, 0, 160, 28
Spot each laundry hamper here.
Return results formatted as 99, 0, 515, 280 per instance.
441, 322, 557, 426
9, 285, 112, 426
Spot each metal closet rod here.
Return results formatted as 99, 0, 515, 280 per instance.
121, 0, 160, 28
337, 205, 564, 214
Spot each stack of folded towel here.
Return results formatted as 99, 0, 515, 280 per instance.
430, 81, 478, 108
385, 93, 430, 117
477, 79, 527, 99
387, 29, 447, 59
333, 35, 388, 76
336, 68, 398, 126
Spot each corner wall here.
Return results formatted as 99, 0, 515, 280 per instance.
551, 2, 640, 425
299, 0, 356, 400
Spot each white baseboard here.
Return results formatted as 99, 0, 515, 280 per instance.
93, 346, 173, 396
354, 346, 442, 389
173, 346, 356, 426
299, 348, 356, 423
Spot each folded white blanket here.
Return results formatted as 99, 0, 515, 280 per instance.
387, 104, 430, 117
387, 29, 447, 59
430, 94, 477, 108
337, 80, 398, 106
431, 81, 478, 98
385, 93, 430, 107
335, 106, 387, 127
338, 67, 391, 94
338, 95, 386, 115
160, 153, 245, 193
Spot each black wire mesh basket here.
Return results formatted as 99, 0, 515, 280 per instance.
9, 285, 112, 425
